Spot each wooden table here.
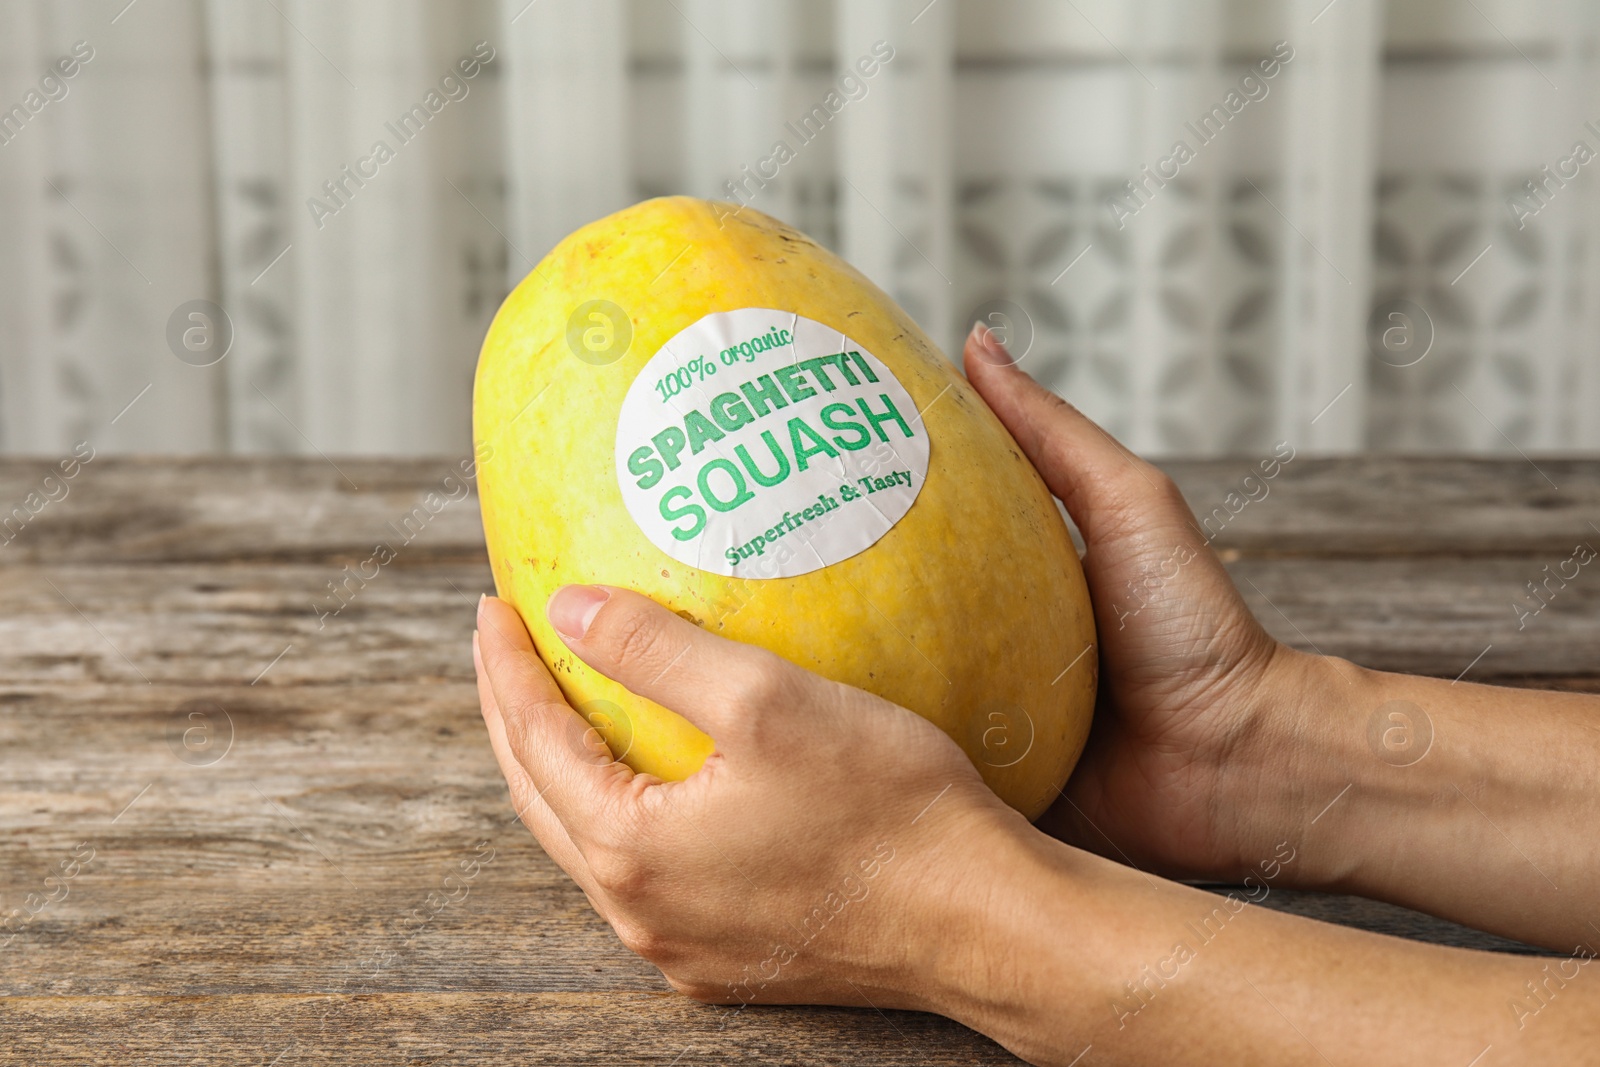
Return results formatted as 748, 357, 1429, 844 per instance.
2, 456, 1596, 1064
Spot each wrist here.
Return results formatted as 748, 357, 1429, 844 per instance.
909, 811, 1111, 1060
1208, 646, 1383, 889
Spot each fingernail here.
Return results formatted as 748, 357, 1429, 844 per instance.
476, 593, 486, 624
971, 320, 1014, 366
548, 584, 609, 640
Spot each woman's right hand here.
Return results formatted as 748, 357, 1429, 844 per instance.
963, 323, 1327, 883
967, 322, 1600, 954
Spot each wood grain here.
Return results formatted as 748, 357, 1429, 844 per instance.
0, 557, 1592, 689
2, 457, 1594, 1063
0, 992, 1021, 1066
2, 455, 1597, 564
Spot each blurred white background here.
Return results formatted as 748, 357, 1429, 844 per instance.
1, 0, 1598, 457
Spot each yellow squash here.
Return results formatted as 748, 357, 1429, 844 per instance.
473, 196, 1095, 819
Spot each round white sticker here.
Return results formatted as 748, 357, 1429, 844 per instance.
615, 308, 930, 579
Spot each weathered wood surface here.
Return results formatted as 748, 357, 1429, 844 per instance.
1, 457, 1595, 1064
2, 455, 1598, 564
0, 993, 1017, 1066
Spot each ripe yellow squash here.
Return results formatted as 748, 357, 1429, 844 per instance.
473, 196, 1095, 819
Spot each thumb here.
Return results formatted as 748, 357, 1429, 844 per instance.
962, 322, 1193, 546
546, 584, 817, 751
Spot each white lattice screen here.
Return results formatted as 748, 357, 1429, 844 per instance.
1, 0, 1597, 457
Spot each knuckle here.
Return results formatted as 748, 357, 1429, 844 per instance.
1150, 468, 1189, 510
607, 608, 674, 672
502, 696, 580, 750
610, 916, 672, 964
585, 842, 652, 903
500, 693, 562, 727
665, 974, 728, 1003
726, 664, 782, 711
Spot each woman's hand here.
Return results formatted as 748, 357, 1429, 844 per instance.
472, 584, 1600, 1066
963, 323, 1321, 882
472, 586, 1027, 1009
964, 324, 1600, 952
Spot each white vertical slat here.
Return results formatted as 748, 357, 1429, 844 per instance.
205, 0, 296, 454
1190, 0, 1228, 455
679, 0, 807, 223
0, 1, 53, 452
1272, 0, 1382, 452
899, 0, 955, 354
834, 0, 901, 295
285, 0, 459, 455
1113, 0, 1177, 455
1554, 0, 1600, 450
427, 0, 503, 446
835, 0, 954, 354
37, 0, 220, 452
501, 0, 631, 273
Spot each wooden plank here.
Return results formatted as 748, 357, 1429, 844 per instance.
1227, 556, 1600, 681
0, 992, 1023, 1066
1166, 455, 1600, 558
1, 456, 1597, 564
0, 557, 1593, 689
0, 681, 1559, 1006
0, 457, 488, 565
0, 562, 491, 687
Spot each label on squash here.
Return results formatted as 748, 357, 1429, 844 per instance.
615, 308, 930, 578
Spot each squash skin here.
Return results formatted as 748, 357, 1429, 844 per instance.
473, 196, 1096, 820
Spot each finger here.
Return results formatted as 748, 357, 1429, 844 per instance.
963, 322, 1193, 546
473, 630, 598, 893
545, 583, 809, 745
963, 323, 1268, 649
477, 595, 619, 830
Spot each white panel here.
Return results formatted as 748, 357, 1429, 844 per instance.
24, 0, 220, 453
1550, 0, 1600, 450
1272, 0, 1382, 452
679, 0, 811, 224
0, 0, 53, 452
285, 0, 476, 456
0, 0, 1596, 458
834, 0, 899, 292
835, 0, 953, 353
206, 0, 296, 454
502, 0, 631, 272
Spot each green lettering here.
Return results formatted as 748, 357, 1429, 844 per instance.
774, 364, 817, 402
824, 352, 860, 385
820, 402, 870, 450
684, 409, 725, 454
652, 426, 689, 470
709, 392, 755, 432
797, 356, 839, 391
699, 459, 754, 512
660, 486, 706, 540
849, 351, 879, 383
739, 374, 789, 417
789, 416, 840, 471
856, 393, 913, 442
735, 431, 791, 487
628, 446, 664, 489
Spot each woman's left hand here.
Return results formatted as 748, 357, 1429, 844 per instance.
472, 586, 1023, 1010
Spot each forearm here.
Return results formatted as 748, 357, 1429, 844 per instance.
1226, 650, 1600, 950
929, 829, 1600, 1066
